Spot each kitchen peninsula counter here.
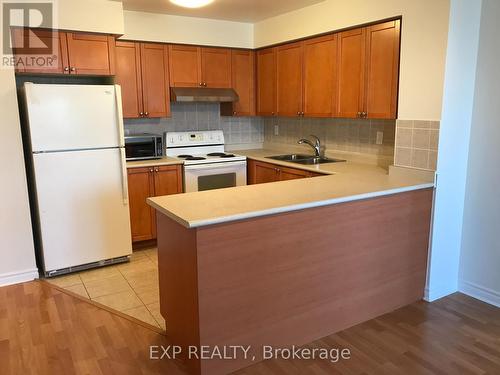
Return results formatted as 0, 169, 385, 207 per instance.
147, 149, 435, 375
147, 148, 434, 228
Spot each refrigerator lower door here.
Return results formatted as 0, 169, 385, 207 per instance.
33, 148, 132, 273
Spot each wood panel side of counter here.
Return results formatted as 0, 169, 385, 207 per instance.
156, 213, 201, 375
156, 188, 433, 375
196, 188, 433, 374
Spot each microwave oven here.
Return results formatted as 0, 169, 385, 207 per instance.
125, 134, 163, 161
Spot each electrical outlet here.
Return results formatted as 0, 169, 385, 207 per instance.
274, 124, 279, 136
376, 131, 384, 145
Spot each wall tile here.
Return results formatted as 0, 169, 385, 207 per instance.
411, 149, 429, 169
396, 128, 412, 148
428, 151, 438, 170
395, 147, 412, 166
430, 130, 440, 150
394, 119, 440, 171
413, 120, 431, 129
412, 129, 431, 149
124, 103, 264, 146
397, 120, 413, 128
430, 121, 440, 129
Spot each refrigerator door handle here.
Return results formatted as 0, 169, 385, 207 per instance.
114, 84, 125, 148
120, 147, 129, 205
114, 84, 129, 205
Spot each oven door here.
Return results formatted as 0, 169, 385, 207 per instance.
184, 161, 247, 192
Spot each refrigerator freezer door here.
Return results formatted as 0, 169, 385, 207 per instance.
24, 83, 124, 152
33, 148, 132, 272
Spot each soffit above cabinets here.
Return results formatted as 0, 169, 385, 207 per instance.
118, 0, 326, 23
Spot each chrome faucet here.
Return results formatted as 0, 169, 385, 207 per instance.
298, 135, 321, 157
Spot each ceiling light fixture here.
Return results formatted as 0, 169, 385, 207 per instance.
170, 0, 214, 8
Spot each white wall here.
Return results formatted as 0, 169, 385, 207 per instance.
254, 0, 450, 121
0, 0, 125, 286
0, 66, 38, 286
57, 0, 124, 34
425, 0, 482, 301
121, 10, 253, 48
459, 0, 500, 307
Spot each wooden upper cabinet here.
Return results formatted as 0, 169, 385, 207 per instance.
256, 48, 276, 116
10, 28, 68, 74
115, 41, 170, 119
115, 41, 143, 118
276, 42, 303, 117
337, 27, 366, 118
303, 35, 338, 117
230, 50, 255, 116
127, 167, 156, 242
11, 29, 115, 76
65, 33, 115, 75
201, 47, 231, 88
364, 20, 400, 119
168, 44, 201, 87
141, 43, 170, 118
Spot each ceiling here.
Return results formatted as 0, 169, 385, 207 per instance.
119, 0, 326, 23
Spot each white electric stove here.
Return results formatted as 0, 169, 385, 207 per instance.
165, 131, 247, 192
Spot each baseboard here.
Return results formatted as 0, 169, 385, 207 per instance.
424, 284, 458, 302
0, 268, 39, 287
459, 280, 500, 308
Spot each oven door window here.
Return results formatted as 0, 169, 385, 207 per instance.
198, 173, 236, 191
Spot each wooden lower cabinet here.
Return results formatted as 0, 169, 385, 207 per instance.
248, 160, 323, 184
127, 165, 183, 242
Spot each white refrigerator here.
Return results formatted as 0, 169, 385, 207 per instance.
23, 83, 132, 277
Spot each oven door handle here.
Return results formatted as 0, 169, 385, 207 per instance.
183, 160, 247, 170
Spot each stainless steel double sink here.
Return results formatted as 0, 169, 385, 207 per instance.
267, 154, 346, 165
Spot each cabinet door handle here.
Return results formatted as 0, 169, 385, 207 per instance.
149, 168, 154, 173
64, 66, 69, 72
199, 82, 203, 86
357, 111, 362, 117
233, 111, 237, 116
154, 167, 159, 172
70, 67, 76, 73
145, 112, 149, 117
362, 111, 367, 118
203, 82, 207, 87
139, 112, 144, 117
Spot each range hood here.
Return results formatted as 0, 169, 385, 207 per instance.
171, 87, 239, 103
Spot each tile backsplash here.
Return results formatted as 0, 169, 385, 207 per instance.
394, 120, 440, 171
125, 103, 399, 162
263, 117, 396, 158
124, 103, 264, 146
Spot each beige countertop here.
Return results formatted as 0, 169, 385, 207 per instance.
126, 157, 183, 168
147, 148, 435, 229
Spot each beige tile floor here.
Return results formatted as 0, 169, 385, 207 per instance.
46, 247, 165, 330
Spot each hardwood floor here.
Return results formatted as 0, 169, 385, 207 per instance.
0, 281, 186, 375
0, 282, 499, 375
